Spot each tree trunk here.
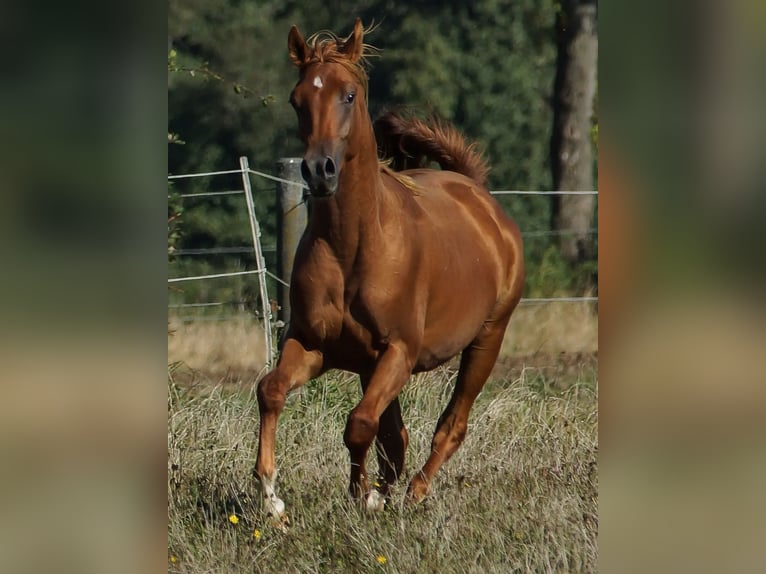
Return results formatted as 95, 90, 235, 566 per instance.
550, 0, 598, 264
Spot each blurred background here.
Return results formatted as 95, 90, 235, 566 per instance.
0, 0, 764, 571
599, 0, 766, 571
167, 0, 599, 334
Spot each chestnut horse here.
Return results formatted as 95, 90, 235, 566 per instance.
255, 19, 525, 523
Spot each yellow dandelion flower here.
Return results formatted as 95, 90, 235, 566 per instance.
169, 555, 177, 563
376, 555, 387, 565
228, 514, 239, 524
253, 529, 262, 540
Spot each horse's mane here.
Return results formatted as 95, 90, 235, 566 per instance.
379, 162, 423, 195
297, 27, 488, 192
374, 111, 490, 187
301, 27, 380, 103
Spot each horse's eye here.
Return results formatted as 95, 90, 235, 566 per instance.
345, 92, 355, 105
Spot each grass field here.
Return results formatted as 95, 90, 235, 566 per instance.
168, 305, 598, 573
168, 302, 598, 380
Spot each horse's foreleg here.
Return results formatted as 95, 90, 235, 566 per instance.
373, 397, 408, 505
344, 342, 412, 510
255, 337, 323, 523
408, 319, 510, 503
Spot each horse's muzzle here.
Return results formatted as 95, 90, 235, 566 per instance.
301, 155, 338, 197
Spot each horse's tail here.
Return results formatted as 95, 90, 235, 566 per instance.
374, 110, 490, 187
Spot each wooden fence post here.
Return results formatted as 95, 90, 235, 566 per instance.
275, 158, 307, 326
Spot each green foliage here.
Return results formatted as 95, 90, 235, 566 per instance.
168, 126, 185, 260
168, 0, 597, 309
525, 243, 598, 298
167, 182, 183, 258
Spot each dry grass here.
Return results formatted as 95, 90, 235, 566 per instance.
503, 302, 598, 356
168, 317, 268, 380
168, 302, 597, 379
168, 366, 597, 572
167, 303, 598, 572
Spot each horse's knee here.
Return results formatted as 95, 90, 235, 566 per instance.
344, 409, 379, 452
257, 371, 288, 414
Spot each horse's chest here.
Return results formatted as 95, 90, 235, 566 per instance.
290, 273, 345, 341
291, 273, 385, 363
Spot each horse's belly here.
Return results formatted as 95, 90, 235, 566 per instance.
416, 319, 484, 370
416, 278, 500, 369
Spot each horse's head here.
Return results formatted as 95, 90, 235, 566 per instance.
287, 19, 369, 198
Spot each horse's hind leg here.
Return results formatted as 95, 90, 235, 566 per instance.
343, 342, 412, 509
255, 337, 323, 523
369, 397, 409, 509
408, 316, 511, 503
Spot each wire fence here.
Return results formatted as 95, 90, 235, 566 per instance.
168, 159, 598, 331
171, 226, 595, 258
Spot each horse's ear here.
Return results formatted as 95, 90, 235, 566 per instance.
339, 18, 364, 63
288, 25, 307, 67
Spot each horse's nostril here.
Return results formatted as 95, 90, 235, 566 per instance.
300, 159, 311, 182
324, 157, 336, 177
302, 156, 336, 184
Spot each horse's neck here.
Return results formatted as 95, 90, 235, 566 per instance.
310, 135, 385, 269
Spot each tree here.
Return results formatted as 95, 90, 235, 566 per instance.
550, 0, 598, 264
168, 1, 593, 300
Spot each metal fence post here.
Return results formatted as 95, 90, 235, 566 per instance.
239, 156, 274, 367
276, 158, 307, 326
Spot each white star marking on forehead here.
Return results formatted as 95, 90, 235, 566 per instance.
313, 76, 323, 89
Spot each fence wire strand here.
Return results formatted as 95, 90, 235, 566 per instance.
167, 163, 598, 308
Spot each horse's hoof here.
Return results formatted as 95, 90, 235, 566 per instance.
266, 510, 290, 532
268, 514, 290, 532
263, 495, 289, 530
406, 477, 430, 504
365, 490, 386, 512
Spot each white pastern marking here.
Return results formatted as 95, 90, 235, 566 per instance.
365, 490, 386, 512
261, 473, 286, 517
313, 75, 323, 89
